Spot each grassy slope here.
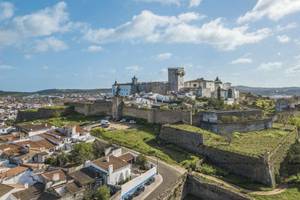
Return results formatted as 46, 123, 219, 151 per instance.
92, 126, 201, 168
167, 124, 292, 157
252, 186, 300, 200
18, 114, 100, 127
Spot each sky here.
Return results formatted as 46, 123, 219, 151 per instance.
0, 0, 300, 92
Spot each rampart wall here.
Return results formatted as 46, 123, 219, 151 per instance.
184, 173, 252, 200
200, 119, 273, 135
16, 107, 66, 122
159, 126, 297, 187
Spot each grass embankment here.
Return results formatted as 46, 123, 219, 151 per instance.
167, 124, 293, 157
91, 125, 272, 191
41, 105, 66, 110
91, 125, 200, 169
19, 114, 101, 127
252, 186, 300, 200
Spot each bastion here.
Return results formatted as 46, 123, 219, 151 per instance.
159, 124, 297, 187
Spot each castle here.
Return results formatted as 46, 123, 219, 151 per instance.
112, 67, 239, 102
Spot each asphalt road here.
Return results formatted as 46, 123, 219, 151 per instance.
91, 138, 187, 200
145, 157, 186, 200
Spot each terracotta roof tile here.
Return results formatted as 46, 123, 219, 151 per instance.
0, 166, 28, 179
92, 155, 129, 172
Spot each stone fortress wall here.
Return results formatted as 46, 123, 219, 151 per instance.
183, 173, 252, 200
16, 107, 66, 122
195, 109, 273, 135
69, 99, 192, 125
159, 125, 297, 187
200, 119, 273, 135
70, 98, 274, 133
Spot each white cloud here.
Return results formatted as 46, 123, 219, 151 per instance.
0, 64, 14, 70
86, 45, 103, 52
238, 0, 300, 23
135, 0, 180, 6
34, 37, 68, 52
0, 2, 71, 48
84, 10, 270, 51
277, 35, 290, 43
189, 0, 202, 8
231, 57, 253, 64
156, 52, 172, 60
126, 65, 142, 73
0, 2, 14, 20
276, 22, 298, 32
257, 62, 283, 71
0, 30, 19, 46
13, 2, 69, 37
285, 62, 300, 74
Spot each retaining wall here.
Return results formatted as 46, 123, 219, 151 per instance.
16, 107, 66, 122
122, 106, 192, 125
200, 119, 273, 135
184, 173, 252, 200
71, 101, 112, 116
159, 126, 297, 186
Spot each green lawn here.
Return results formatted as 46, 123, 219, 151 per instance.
167, 124, 294, 157
91, 126, 201, 168
19, 114, 101, 127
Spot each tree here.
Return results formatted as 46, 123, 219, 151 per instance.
255, 99, 275, 116
56, 152, 69, 167
94, 185, 110, 200
92, 141, 107, 158
70, 143, 94, 164
136, 154, 147, 170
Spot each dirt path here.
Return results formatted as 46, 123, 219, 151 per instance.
247, 184, 287, 196
196, 173, 288, 196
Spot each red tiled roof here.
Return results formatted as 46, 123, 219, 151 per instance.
0, 166, 28, 179
41, 169, 67, 182
118, 153, 135, 163
92, 156, 129, 172
15, 139, 55, 150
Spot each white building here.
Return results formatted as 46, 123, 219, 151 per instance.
184, 77, 239, 102
0, 126, 13, 135
85, 154, 132, 185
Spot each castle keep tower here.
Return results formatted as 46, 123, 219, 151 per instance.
168, 67, 185, 92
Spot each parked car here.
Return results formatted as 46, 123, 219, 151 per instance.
124, 195, 133, 200
129, 120, 136, 124
145, 177, 155, 186
120, 118, 127, 123
133, 186, 145, 197
100, 120, 110, 128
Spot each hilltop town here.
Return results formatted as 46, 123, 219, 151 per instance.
0, 67, 299, 200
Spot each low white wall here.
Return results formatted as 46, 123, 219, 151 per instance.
121, 167, 157, 197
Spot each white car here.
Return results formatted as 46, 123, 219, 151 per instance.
120, 119, 127, 123
129, 120, 136, 124
100, 120, 110, 127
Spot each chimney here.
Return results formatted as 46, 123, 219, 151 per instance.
108, 164, 113, 174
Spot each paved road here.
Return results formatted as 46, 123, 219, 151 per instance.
145, 157, 186, 200
92, 138, 186, 200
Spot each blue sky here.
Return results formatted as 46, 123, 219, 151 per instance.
0, 0, 300, 91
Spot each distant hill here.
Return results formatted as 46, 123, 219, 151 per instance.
235, 86, 300, 96
0, 88, 111, 96
35, 88, 111, 95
